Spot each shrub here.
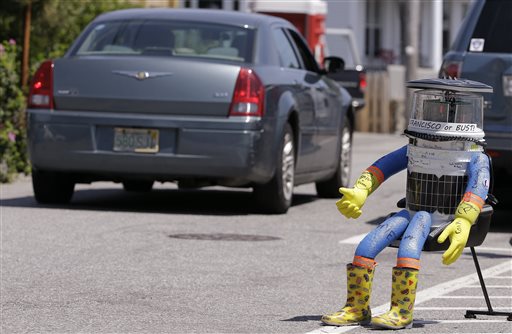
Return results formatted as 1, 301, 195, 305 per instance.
0, 39, 29, 182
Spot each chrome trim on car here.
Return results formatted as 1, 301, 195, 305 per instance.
112, 70, 174, 80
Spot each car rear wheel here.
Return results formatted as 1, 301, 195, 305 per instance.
122, 180, 154, 192
316, 116, 352, 198
32, 170, 75, 204
254, 123, 295, 214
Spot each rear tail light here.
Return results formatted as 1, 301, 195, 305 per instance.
503, 75, 512, 96
359, 72, 367, 92
28, 60, 54, 109
486, 149, 501, 158
439, 60, 461, 79
229, 68, 265, 117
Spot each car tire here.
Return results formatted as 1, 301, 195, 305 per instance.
316, 116, 352, 198
32, 170, 75, 204
122, 180, 154, 192
254, 123, 295, 214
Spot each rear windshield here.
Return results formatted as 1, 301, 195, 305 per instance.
469, 0, 512, 53
74, 20, 255, 62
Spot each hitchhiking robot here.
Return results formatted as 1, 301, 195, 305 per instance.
322, 78, 493, 329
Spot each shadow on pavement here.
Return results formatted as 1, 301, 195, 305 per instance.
1, 187, 319, 216
281, 315, 322, 322
280, 316, 438, 328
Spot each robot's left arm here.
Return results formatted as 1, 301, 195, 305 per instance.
438, 153, 490, 265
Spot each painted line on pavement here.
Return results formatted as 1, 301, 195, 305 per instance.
338, 233, 366, 244
434, 295, 511, 299
466, 285, 511, 288
465, 247, 511, 253
419, 332, 510, 334
416, 306, 511, 310
305, 259, 512, 334
416, 320, 509, 324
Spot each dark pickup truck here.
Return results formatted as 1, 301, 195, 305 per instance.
440, 0, 512, 179
324, 28, 367, 110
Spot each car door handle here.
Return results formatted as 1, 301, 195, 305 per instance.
293, 80, 304, 88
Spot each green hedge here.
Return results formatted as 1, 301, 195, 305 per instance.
0, 39, 29, 182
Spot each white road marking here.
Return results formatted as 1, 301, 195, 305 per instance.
421, 332, 510, 334
305, 325, 359, 334
466, 285, 511, 288
416, 306, 511, 310
466, 247, 512, 253
416, 320, 509, 324
305, 259, 512, 334
414, 259, 511, 305
435, 295, 511, 299
338, 233, 366, 244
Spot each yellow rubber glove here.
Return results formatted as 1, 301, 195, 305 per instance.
437, 201, 480, 265
336, 187, 368, 219
336, 170, 380, 219
437, 217, 472, 265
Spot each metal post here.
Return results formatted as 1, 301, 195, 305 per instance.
432, 0, 443, 72
471, 247, 493, 312
404, 0, 420, 127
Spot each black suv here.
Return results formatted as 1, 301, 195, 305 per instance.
440, 0, 512, 181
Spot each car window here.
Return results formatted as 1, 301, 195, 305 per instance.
325, 33, 357, 67
74, 20, 255, 62
469, 0, 512, 53
272, 28, 300, 69
286, 29, 320, 73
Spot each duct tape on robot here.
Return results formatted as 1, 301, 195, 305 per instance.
408, 119, 483, 137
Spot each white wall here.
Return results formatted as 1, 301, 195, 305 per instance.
380, 1, 401, 64
325, 0, 366, 65
222, 0, 473, 71
325, 0, 475, 71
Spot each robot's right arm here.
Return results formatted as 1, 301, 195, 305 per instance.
336, 145, 408, 219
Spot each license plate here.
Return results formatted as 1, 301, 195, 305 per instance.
113, 128, 159, 153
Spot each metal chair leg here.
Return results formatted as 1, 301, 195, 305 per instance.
464, 247, 512, 320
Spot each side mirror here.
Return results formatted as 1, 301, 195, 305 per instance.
323, 56, 345, 73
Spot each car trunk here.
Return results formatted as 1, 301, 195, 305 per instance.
461, 53, 512, 122
53, 56, 241, 117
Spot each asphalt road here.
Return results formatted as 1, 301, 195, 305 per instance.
1, 132, 511, 334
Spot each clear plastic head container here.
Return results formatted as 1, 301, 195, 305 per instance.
408, 89, 484, 139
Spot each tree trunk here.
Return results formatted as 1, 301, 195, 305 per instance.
21, 0, 32, 90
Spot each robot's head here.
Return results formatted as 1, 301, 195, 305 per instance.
406, 78, 493, 141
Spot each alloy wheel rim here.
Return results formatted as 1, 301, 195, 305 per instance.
282, 132, 295, 201
340, 125, 351, 186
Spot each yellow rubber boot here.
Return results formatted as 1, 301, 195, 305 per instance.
371, 267, 418, 329
321, 264, 374, 326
